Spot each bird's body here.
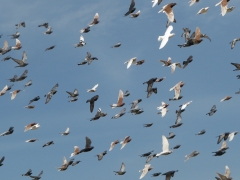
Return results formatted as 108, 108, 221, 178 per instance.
156, 135, 173, 157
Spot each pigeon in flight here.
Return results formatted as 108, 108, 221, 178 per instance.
196, 129, 206, 135
189, 0, 199, 6
95, 151, 107, 161
15, 22, 26, 29
38, 23, 48, 28
139, 164, 152, 179
182, 55, 193, 68
29, 170, 43, 180
25, 138, 38, 143
43, 141, 54, 147
24, 80, 32, 87
86, 95, 99, 113
139, 151, 154, 157
156, 135, 173, 157
130, 10, 140, 18
160, 57, 172, 66
111, 42, 121, 48
231, 62, 240, 71
45, 45, 55, 51
215, 0, 229, 16
230, 38, 240, 49
184, 151, 200, 162
24, 123, 40, 132
120, 136, 131, 149
57, 157, 69, 171
60, 127, 70, 136
114, 163, 126, 175
8, 31, 20, 39
0, 127, 14, 136
28, 96, 40, 105
152, 0, 162, 7
80, 26, 90, 33
124, 0, 136, 16
111, 90, 125, 108
89, 13, 99, 26
111, 108, 126, 119
158, 3, 177, 26
158, 25, 175, 49
87, 84, 98, 92
143, 123, 153, 128
44, 83, 58, 104
162, 170, 178, 180
43, 26, 53, 34
197, 7, 209, 14
22, 169, 32, 176
11, 39, 22, 50
109, 140, 119, 151
206, 105, 217, 116
216, 166, 232, 180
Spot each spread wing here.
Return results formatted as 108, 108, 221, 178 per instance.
140, 164, 151, 179
225, 166, 230, 178
22, 51, 27, 62
80, 35, 84, 42
12, 58, 24, 65
165, 8, 174, 22
129, 0, 135, 11
0, 156, 4, 163
63, 157, 68, 166
162, 135, 169, 152
85, 136, 92, 148
228, 132, 236, 141
19, 70, 28, 78
117, 89, 124, 105
120, 163, 125, 172
92, 84, 98, 90
16, 39, 21, 47
38, 170, 43, 177
194, 27, 201, 40
221, 0, 228, 16
3, 40, 8, 50
65, 127, 70, 133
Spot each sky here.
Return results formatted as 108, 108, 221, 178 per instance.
0, 0, 240, 179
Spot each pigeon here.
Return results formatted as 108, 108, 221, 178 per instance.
76, 137, 94, 153
124, 0, 136, 16
86, 95, 99, 113
89, 13, 99, 26
80, 26, 90, 33
217, 132, 230, 144
22, 169, 32, 176
29, 96, 40, 105
24, 105, 35, 109
220, 96, 232, 102
90, 108, 107, 121
152, 172, 161, 177
74, 35, 86, 48
24, 80, 32, 87
167, 132, 175, 139
38, 23, 48, 28
25, 138, 38, 143
179, 101, 192, 110
158, 3, 177, 24
29, 170, 43, 180
57, 157, 69, 171
10, 89, 24, 100
172, 145, 181, 149
0, 85, 8, 96
206, 105, 217, 116
43, 26, 53, 34
231, 63, 240, 71
196, 129, 206, 135
147, 87, 157, 98
139, 164, 152, 179
60, 127, 70, 136
184, 151, 200, 162
8, 32, 20, 39
124, 57, 137, 69
0, 127, 14, 136
215, 0, 229, 16
228, 131, 238, 141
178, 27, 202, 48
15, 70, 28, 82
11, 39, 22, 50
42, 141, 54, 147
158, 107, 169, 118
170, 84, 182, 100
143, 123, 153, 128
15, 22, 26, 29
111, 90, 125, 108
0, 34, 2, 38
109, 140, 119, 151
158, 25, 175, 49
84, 52, 98, 65
160, 57, 172, 66
120, 136, 131, 149
130, 10, 140, 18
230, 38, 240, 49
169, 62, 182, 73
95, 151, 107, 161
183, 55, 193, 68
197, 7, 209, 14
111, 108, 126, 119
139, 151, 154, 157
72, 161, 81, 166
123, 90, 130, 97
227, 6, 235, 13
114, 163, 126, 175
137, 60, 145, 65
189, 0, 199, 6
169, 114, 183, 128
0, 156, 5, 166
152, 0, 162, 7
70, 146, 81, 158
213, 141, 229, 154
44, 83, 58, 104
1, 55, 11, 61
156, 135, 173, 157
8, 75, 18, 83
0, 40, 11, 55
87, 84, 98, 92
45, 45, 55, 51
24, 123, 40, 132
66, 89, 79, 98
181, 28, 191, 42
162, 170, 178, 180
146, 154, 156, 163
129, 106, 144, 115
111, 42, 121, 48
143, 78, 158, 92
130, 99, 142, 109
216, 166, 232, 180
213, 150, 226, 156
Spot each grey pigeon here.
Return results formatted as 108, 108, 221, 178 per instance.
152, 172, 161, 177
95, 150, 107, 161
38, 23, 48, 28
123, 90, 130, 97
90, 108, 107, 121
181, 28, 191, 42
0, 127, 14, 136
111, 42, 121, 48
14, 70, 28, 82
231, 62, 240, 71
72, 161, 81, 166
172, 145, 181, 149
112, 108, 126, 119
146, 154, 156, 163
114, 163, 126, 175
143, 123, 153, 128
24, 80, 32, 87
43, 26, 53, 34
162, 170, 178, 180
217, 132, 230, 144
22, 169, 32, 176
66, 89, 79, 98
80, 26, 90, 33
15, 22, 26, 29
43, 141, 54, 147
167, 132, 175, 139
130, 99, 142, 109
45, 45, 55, 51
29, 96, 40, 105
230, 38, 240, 49
79, 137, 94, 153
1, 55, 11, 61
124, 0, 136, 16
206, 105, 217, 116
184, 151, 200, 162
86, 95, 99, 113
147, 87, 157, 98
44, 83, 58, 104
196, 129, 206, 135
8, 32, 20, 39
29, 170, 43, 180
11, 51, 28, 67
85, 52, 98, 65
139, 151, 154, 157
182, 55, 193, 68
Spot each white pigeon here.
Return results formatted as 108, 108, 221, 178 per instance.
168, 62, 182, 74
156, 135, 172, 157
87, 84, 98, 92
139, 164, 152, 179
228, 131, 238, 141
159, 108, 168, 117
124, 57, 137, 69
158, 25, 175, 49
197, 7, 209, 15
157, 101, 169, 110
180, 101, 192, 110
0, 85, 8, 96
215, 0, 228, 16
152, 0, 161, 7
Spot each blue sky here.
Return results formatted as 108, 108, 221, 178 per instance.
0, 0, 240, 179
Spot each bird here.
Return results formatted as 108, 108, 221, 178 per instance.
44, 83, 59, 104
22, 169, 32, 176
57, 157, 69, 171
0, 127, 14, 136
169, 62, 182, 73
146, 154, 156, 163
95, 151, 107, 161
1, 55, 11, 61
156, 102, 169, 110
213, 150, 226, 156
217, 132, 231, 144
156, 135, 173, 157
66, 89, 79, 98
136, 60, 145, 65
152, 0, 162, 7
74, 35, 86, 48
227, 6, 235, 13
87, 84, 98, 92
15, 22, 26, 29
197, 7, 209, 14
147, 87, 157, 98
24, 80, 32, 87
10, 89, 24, 100
89, 13, 99, 26
143, 78, 158, 93
90, 108, 107, 121
111, 90, 125, 108
139, 164, 152, 179
111, 42, 121, 48
158, 3, 177, 22
139, 151, 154, 157
130, 99, 142, 109
124, 57, 137, 69
170, 83, 182, 100
60, 127, 70, 136
229, 38, 240, 49
178, 27, 202, 48
214, 141, 229, 153
120, 136, 131, 149
160, 57, 172, 66
14, 70, 28, 82
189, 0, 199, 6
130, 10, 140, 18
84, 52, 98, 65
162, 170, 178, 180
179, 101, 192, 110
24, 105, 35, 109
196, 129, 206, 135
79, 137, 94, 153
216, 166, 232, 180
220, 96, 232, 102
8, 31, 20, 39
0, 85, 8, 96
71, 161, 81, 166
182, 55, 193, 68
24, 123, 40, 132
45, 45, 55, 51
25, 138, 38, 143
158, 107, 169, 118
143, 123, 153, 128
43, 26, 53, 34
124, 0, 136, 16
38, 23, 48, 28
43, 141, 54, 147
109, 140, 119, 151
184, 151, 200, 162
170, 113, 183, 128
181, 28, 191, 42
0, 156, 5, 166
206, 105, 217, 116
114, 163, 126, 175
86, 95, 99, 113
167, 132, 175, 139
158, 25, 175, 49
70, 146, 81, 158
215, 0, 229, 16
172, 145, 181, 149
28, 96, 40, 105
129, 106, 144, 115
80, 26, 90, 33
231, 63, 240, 71
152, 172, 161, 177
111, 108, 126, 119
0, 40, 11, 55
123, 90, 130, 97
29, 170, 43, 180
11, 39, 22, 50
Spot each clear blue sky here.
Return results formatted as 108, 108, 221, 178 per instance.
0, 0, 240, 179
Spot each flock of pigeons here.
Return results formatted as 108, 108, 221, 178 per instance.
0, 0, 239, 180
